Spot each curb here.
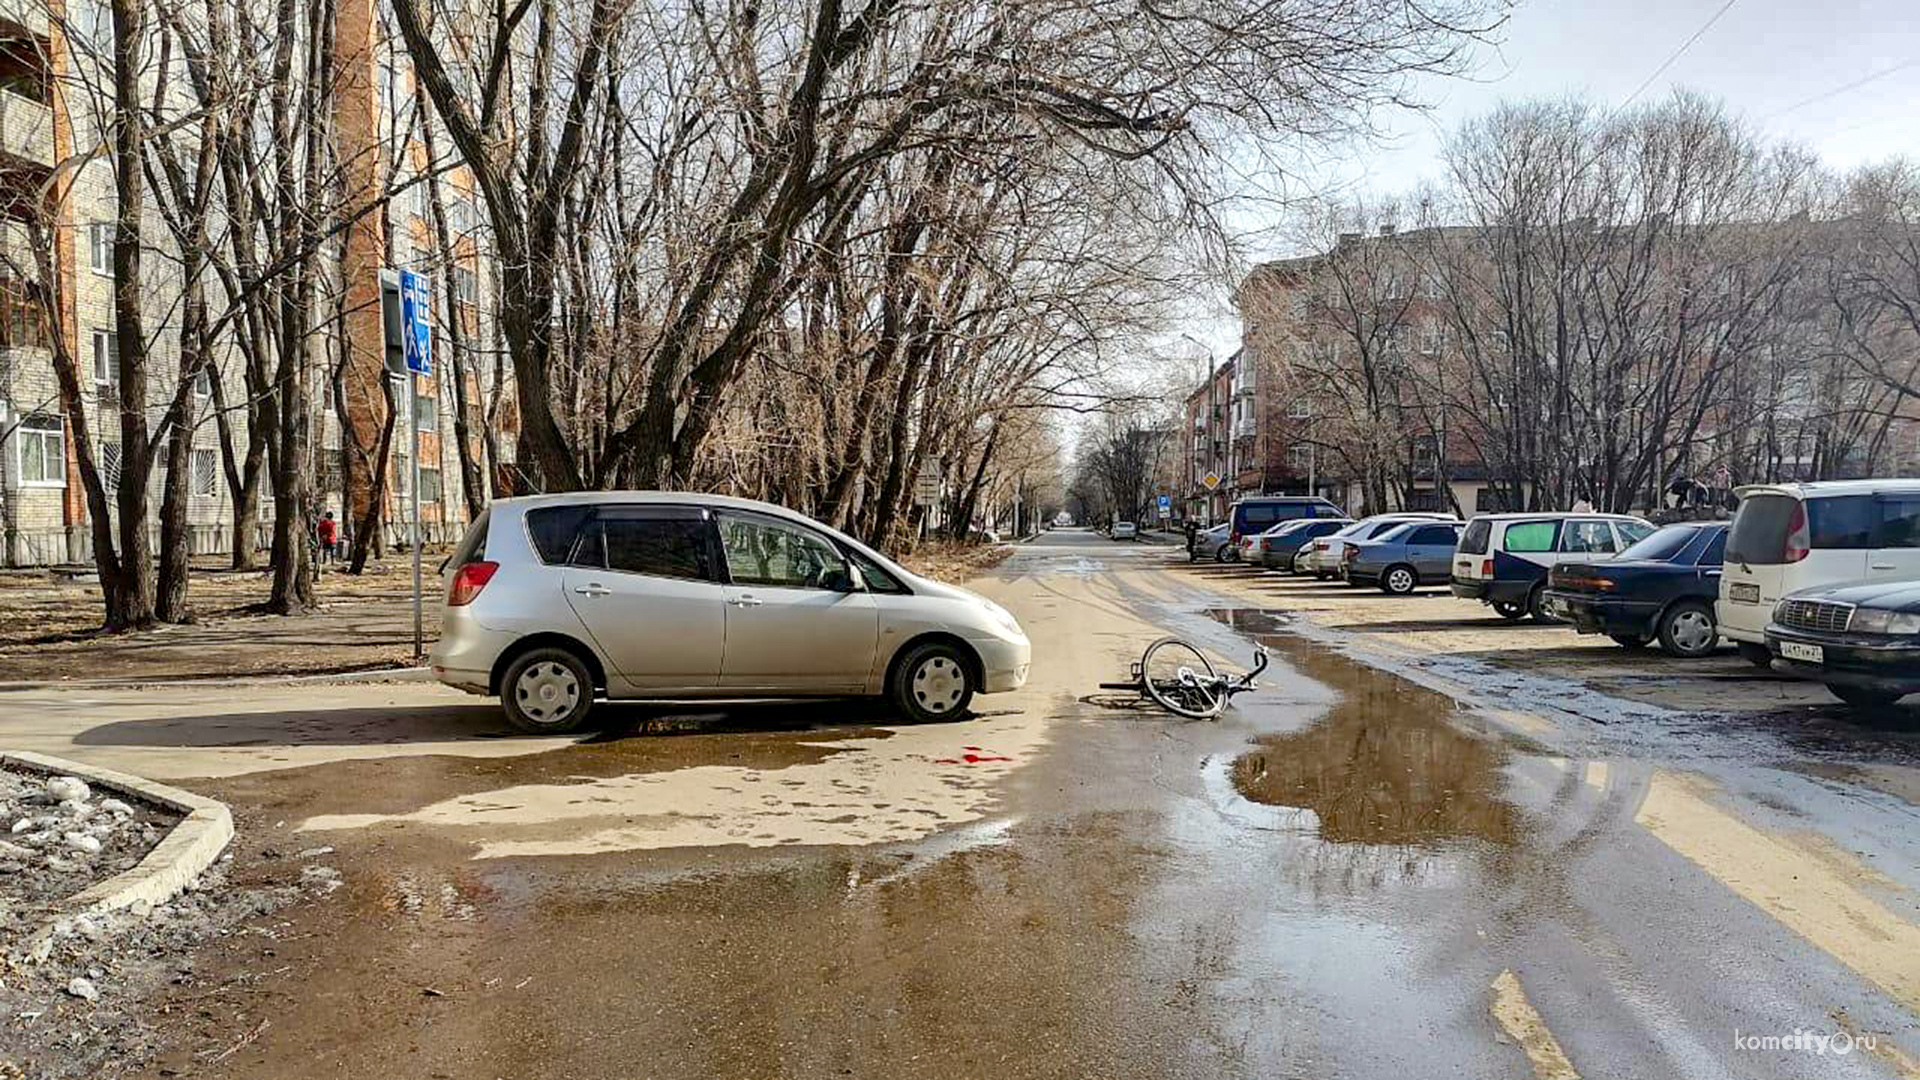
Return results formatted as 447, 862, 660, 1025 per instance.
3, 751, 233, 930
0, 665, 433, 693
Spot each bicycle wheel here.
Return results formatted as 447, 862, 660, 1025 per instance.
1140, 637, 1224, 719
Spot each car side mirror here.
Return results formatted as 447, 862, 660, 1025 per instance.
822, 563, 861, 593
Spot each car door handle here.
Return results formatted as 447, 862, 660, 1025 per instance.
573, 584, 611, 597
727, 595, 763, 608
1871, 563, 1898, 570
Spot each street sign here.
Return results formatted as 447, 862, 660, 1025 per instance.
1201, 473, 1220, 490
399, 269, 432, 376
1157, 495, 1171, 518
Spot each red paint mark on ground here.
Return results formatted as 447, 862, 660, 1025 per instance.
935, 748, 1013, 765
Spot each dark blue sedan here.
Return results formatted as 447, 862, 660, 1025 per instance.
1542, 522, 1728, 657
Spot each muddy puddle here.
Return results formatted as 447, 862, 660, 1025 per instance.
1210, 609, 1519, 849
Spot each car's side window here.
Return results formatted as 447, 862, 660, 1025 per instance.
574, 511, 715, 582
1411, 525, 1456, 546
846, 549, 908, 595
1561, 520, 1616, 553
1698, 529, 1727, 566
1504, 521, 1559, 553
719, 515, 847, 590
1615, 520, 1654, 546
525, 504, 593, 564
1877, 497, 1920, 548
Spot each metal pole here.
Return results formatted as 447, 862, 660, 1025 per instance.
410, 370, 422, 662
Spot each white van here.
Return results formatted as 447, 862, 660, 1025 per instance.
1719, 481, 1920, 666
1450, 512, 1655, 621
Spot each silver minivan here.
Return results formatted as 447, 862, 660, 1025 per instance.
429, 493, 1032, 732
1720, 481, 1920, 667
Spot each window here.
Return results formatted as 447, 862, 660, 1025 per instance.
88, 222, 112, 276
566, 510, 714, 581
99, 441, 120, 492
1877, 497, 1920, 549
719, 514, 847, 589
1699, 529, 1727, 566
1288, 396, 1311, 420
525, 504, 594, 563
1503, 520, 1560, 553
0, 275, 49, 349
190, 448, 217, 497
17, 413, 64, 485
193, 366, 212, 399
419, 467, 442, 503
846, 549, 908, 595
392, 450, 410, 497
1419, 325, 1444, 355
1410, 525, 1459, 546
1618, 525, 1697, 563
453, 267, 478, 310
413, 392, 437, 428
91, 330, 118, 401
1560, 520, 1616, 554
1614, 520, 1655, 546
1459, 518, 1492, 554
1288, 443, 1311, 474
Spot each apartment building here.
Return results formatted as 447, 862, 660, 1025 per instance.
0, 0, 505, 567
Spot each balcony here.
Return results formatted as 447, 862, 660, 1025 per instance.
0, 88, 51, 168
0, 4, 47, 42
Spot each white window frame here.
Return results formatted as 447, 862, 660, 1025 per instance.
193, 365, 213, 400
88, 222, 112, 276
91, 329, 118, 398
16, 412, 65, 487
190, 447, 218, 498
392, 450, 410, 497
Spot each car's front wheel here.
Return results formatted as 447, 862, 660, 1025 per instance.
1609, 634, 1651, 649
1827, 683, 1905, 709
1379, 565, 1418, 595
501, 647, 596, 734
1656, 601, 1718, 658
891, 642, 976, 723
1528, 584, 1560, 623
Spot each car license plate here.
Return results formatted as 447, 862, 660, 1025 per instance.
1780, 641, 1822, 664
1729, 582, 1761, 604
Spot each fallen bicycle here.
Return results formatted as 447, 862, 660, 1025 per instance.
1099, 637, 1267, 719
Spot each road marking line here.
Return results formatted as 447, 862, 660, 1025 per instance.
1490, 969, 1583, 1079
1635, 770, 1920, 1013
1584, 761, 1609, 791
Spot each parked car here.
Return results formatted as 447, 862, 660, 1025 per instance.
429, 493, 1032, 733
1450, 512, 1657, 622
1111, 521, 1139, 540
1256, 518, 1353, 571
1766, 580, 1920, 707
1227, 496, 1345, 555
1542, 522, 1728, 657
1344, 520, 1466, 594
1719, 481, 1920, 668
1193, 522, 1234, 562
1299, 513, 1457, 580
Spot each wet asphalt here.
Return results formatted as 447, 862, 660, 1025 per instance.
126, 530, 1920, 1079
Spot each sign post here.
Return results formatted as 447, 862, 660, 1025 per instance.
399, 269, 432, 663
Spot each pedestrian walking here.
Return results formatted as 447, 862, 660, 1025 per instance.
316, 511, 339, 565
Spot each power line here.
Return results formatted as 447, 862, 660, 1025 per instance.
1762, 59, 1916, 120
1619, 0, 1740, 110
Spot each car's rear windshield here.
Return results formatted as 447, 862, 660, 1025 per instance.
1618, 524, 1698, 562
448, 509, 490, 567
1236, 501, 1318, 530
1459, 518, 1492, 554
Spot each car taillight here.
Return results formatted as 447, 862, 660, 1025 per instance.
1342, 546, 1358, 563
1783, 502, 1811, 563
448, 560, 499, 606
1481, 558, 1494, 576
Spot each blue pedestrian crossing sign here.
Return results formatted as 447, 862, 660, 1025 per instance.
1157, 495, 1172, 518
399, 269, 432, 376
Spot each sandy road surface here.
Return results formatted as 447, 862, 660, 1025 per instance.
0, 528, 1917, 1079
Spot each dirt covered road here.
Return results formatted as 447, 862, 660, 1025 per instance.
2, 529, 1917, 1079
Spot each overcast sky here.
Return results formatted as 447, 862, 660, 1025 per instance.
1162, 0, 1920, 367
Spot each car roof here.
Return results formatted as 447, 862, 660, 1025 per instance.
1734, 480, 1920, 499
1469, 512, 1648, 522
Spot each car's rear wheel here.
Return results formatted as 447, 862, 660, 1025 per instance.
1609, 634, 1651, 649
501, 647, 595, 734
1656, 601, 1717, 658
891, 642, 976, 723
1528, 584, 1560, 623
1827, 683, 1904, 709
1737, 642, 1773, 669
1380, 565, 1418, 595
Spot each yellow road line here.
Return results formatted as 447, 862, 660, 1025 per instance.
1635, 770, 1920, 1013
1490, 969, 1583, 1079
